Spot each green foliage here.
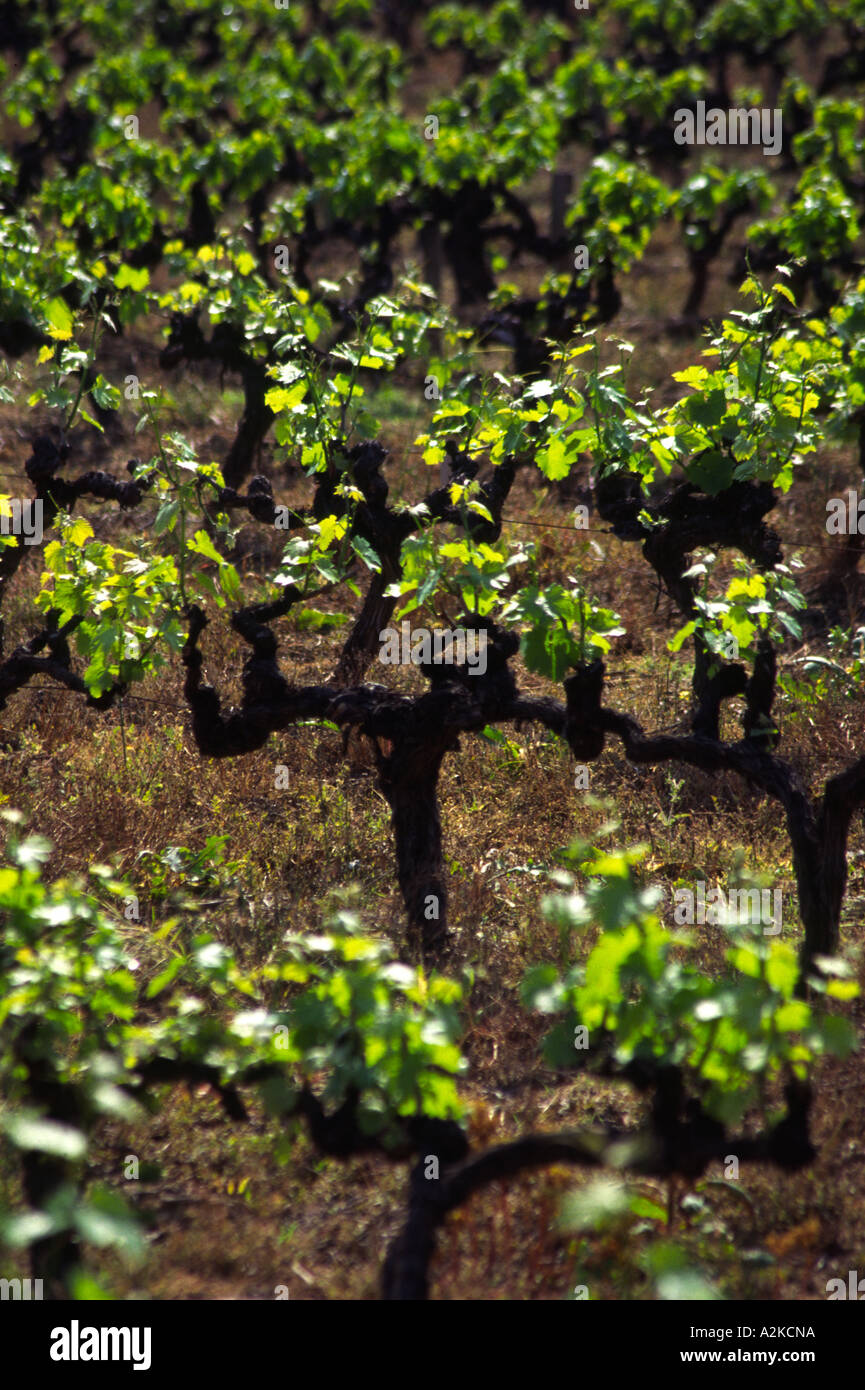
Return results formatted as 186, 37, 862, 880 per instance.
750, 168, 860, 265
253, 916, 466, 1137
0, 816, 149, 1275
502, 584, 624, 679
561, 1177, 723, 1300
264, 274, 450, 470
569, 154, 672, 274
675, 163, 772, 253
669, 554, 806, 662
134, 837, 243, 911
36, 517, 185, 696
667, 275, 822, 493
522, 840, 858, 1128
0, 819, 466, 1286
